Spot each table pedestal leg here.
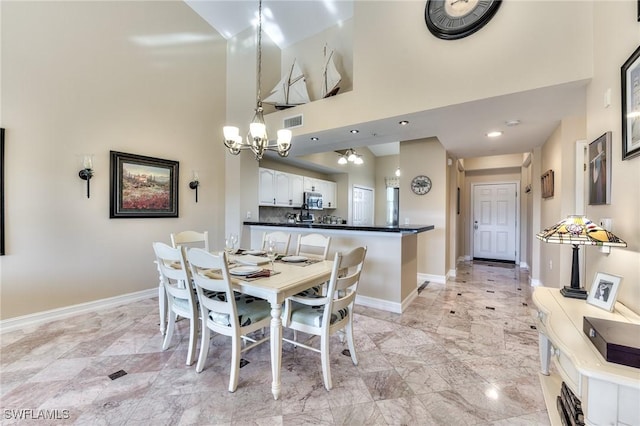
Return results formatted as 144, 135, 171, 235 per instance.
270, 302, 282, 400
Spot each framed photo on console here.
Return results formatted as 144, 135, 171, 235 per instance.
587, 272, 622, 312
110, 151, 179, 218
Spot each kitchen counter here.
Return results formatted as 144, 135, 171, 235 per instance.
243, 221, 434, 234
243, 222, 435, 313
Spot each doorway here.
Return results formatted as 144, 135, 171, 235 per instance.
471, 182, 519, 262
352, 186, 374, 226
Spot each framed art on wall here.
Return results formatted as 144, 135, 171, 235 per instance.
588, 132, 612, 205
621, 45, 640, 160
0, 128, 4, 255
110, 151, 179, 218
541, 169, 554, 198
587, 272, 622, 312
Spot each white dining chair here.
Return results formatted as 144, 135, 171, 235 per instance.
187, 248, 272, 392
293, 233, 332, 298
152, 242, 199, 366
295, 233, 331, 260
171, 230, 210, 251
283, 246, 367, 390
261, 231, 291, 255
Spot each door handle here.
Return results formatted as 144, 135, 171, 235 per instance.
474, 220, 478, 230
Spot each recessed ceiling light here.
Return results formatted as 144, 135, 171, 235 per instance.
350, 129, 359, 134
505, 120, 521, 127
310, 137, 319, 141
487, 131, 503, 138
399, 120, 409, 126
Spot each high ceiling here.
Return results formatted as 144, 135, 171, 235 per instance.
186, 0, 587, 165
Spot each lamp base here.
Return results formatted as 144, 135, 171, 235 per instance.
560, 286, 588, 299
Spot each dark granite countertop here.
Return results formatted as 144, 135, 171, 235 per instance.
243, 221, 434, 234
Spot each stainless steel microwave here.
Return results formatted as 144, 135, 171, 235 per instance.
304, 192, 323, 210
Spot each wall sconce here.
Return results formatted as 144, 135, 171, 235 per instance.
395, 167, 401, 177
189, 171, 199, 203
78, 155, 94, 198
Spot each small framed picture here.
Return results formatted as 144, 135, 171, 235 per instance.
588, 132, 612, 205
587, 272, 622, 312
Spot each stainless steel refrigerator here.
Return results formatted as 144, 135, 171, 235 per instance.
386, 187, 399, 226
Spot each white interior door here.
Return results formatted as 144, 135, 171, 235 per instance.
473, 183, 517, 262
352, 186, 374, 226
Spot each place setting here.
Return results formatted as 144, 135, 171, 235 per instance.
228, 265, 279, 280
277, 255, 321, 267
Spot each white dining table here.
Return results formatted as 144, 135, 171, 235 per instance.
227, 256, 334, 400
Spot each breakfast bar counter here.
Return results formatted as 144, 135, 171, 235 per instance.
243, 222, 435, 313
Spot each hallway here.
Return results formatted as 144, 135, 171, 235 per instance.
0, 261, 548, 425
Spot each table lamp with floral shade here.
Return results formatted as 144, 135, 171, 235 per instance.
536, 215, 627, 299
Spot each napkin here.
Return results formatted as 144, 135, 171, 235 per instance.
246, 269, 273, 278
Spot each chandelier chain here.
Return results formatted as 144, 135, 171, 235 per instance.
256, 0, 262, 105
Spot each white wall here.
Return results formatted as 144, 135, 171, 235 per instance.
400, 138, 447, 276
583, 1, 640, 310
264, 1, 593, 138
538, 117, 587, 290
0, 1, 227, 319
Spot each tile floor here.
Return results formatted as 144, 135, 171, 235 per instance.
0, 261, 549, 425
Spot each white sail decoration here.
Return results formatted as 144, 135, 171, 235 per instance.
321, 46, 341, 98
264, 59, 310, 110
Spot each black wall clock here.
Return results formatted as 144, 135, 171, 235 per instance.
425, 0, 502, 40
411, 175, 432, 195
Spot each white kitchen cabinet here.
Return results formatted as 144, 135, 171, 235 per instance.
533, 287, 640, 426
303, 177, 337, 209
303, 177, 321, 193
289, 174, 304, 207
259, 168, 304, 207
323, 180, 337, 209
259, 168, 277, 206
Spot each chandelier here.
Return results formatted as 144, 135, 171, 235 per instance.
223, 0, 292, 161
337, 148, 363, 165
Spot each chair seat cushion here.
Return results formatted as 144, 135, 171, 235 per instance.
209, 295, 271, 328
289, 301, 349, 328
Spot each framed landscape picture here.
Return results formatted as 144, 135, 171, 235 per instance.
110, 151, 179, 218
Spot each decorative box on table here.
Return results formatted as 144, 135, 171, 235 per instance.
583, 316, 640, 369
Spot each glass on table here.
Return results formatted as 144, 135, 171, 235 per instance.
225, 233, 238, 256
266, 239, 277, 271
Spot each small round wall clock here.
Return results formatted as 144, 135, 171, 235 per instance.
411, 175, 432, 195
424, 0, 502, 40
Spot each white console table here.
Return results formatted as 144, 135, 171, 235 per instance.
533, 287, 640, 425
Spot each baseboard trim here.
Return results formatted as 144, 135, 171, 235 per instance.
355, 293, 403, 314
417, 273, 446, 284
530, 278, 542, 287
448, 268, 457, 278
520, 261, 530, 269
0, 288, 157, 334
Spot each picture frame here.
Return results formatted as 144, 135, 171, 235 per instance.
0, 128, 4, 255
588, 131, 612, 205
110, 151, 179, 218
621, 45, 640, 160
587, 272, 622, 312
541, 169, 554, 198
